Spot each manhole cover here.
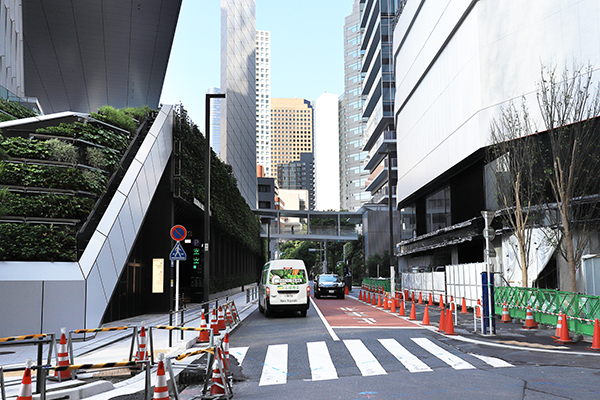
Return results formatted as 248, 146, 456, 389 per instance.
0, 351, 16, 355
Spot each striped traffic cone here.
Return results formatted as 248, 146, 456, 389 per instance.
552, 313, 563, 339
153, 354, 169, 399
54, 328, 72, 380
136, 325, 148, 361
554, 312, 573, 344
218, 306, 227, 330
199, 312, 210, 343
210, 308, 220, 335
225, 305, 234, 325
500, 302, 511, 323
522, 305, 538, 329
210, 348, 226, 395
17, 359, 33, 400
223, 332, 230, 374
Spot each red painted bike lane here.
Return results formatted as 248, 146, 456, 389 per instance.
312, 296, 424, 329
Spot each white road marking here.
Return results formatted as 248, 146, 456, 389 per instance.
412, 337, 476, 370
469, 353, 514, 368
378, 338, 432, 373
307, 341, 338, 381
259, 344, 288, 386
310, 297, 340, 341
343, 339, 387, 376
229, 346, 248, 364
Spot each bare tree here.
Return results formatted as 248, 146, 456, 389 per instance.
537, 63, 600, 292
488, 100, 544, 287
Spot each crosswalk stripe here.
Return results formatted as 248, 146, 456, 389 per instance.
229, 347, 249, 365
378, 338, 432, 373
259, 344, 288, 386
411, 337, 476, 370
343, 339, 387, 376
307, 341, 338, 381
469, 353, 514, 368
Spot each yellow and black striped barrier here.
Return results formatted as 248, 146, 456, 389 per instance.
71, 326, 130, 334
52, 360, 140, 372
154, 325, 209, 332
175, 347, 215, 361
0, 333, 47, 342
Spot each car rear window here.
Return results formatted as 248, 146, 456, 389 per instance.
269, 268, 307, 285
319, 275, 342, 283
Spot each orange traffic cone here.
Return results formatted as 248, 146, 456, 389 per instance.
345, 286, 349, 295
450, 296, 455, 311
218, 306, 226, 330
554, 312, 573, 344
390, 296, 396, 313
422, 306, 431, 326
153, 354, 169, 399
461, 297, 468, 314
522, 305, 538, 329
428, 293, 433, 306
476, 299, 482, 318
210, 348, 227, 395
54, 328, 72, 380
409, 302, 417, 320
377, 294, 382, 308
439, 294, 444, 309
223, 332, 231, 374
17, 359, 33, 400
399, 299, 405, 317
210, 308, 220, 335
552, 313, 563, 339
437, 307, 446, 332
226, 305, 234, 325
136, 325, 148, 361
418, 292, 423, 304
383, 295, 389, 310
444, 308, 456, 335
199, 312, 210, 343
587, 319, 600, 351
500, 302, 511, 323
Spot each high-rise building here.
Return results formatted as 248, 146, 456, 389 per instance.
340, 0, 369, 211
270, 98, 314, 176
220, 0, 257, 207
360, 0, 398, 206
1, 0, 24, 99
277, 152, 315, 210
255, 30, 272, 177
208, 87, 223, 158
314, 92, 340, 211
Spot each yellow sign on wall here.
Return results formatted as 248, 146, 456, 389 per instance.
152, 258, 164, 293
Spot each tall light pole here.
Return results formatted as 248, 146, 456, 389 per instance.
204, 92, 226, 304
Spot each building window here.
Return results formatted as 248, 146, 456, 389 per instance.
400, 205, 416, 240
258, 201, 271, 209
426, 187, 451, 233
258, 185, 271, 192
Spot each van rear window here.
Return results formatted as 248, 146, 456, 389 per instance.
269, 269, 307, 285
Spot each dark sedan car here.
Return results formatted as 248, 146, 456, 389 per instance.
314, 274, 345, 299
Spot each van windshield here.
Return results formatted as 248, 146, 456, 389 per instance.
269, 268, 307, 285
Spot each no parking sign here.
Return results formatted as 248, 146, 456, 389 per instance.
170, 225, 187, 241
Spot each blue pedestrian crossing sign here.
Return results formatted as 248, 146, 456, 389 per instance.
170, 242, 187, 261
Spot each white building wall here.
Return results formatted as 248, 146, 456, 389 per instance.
393, 0, 600, 205
314, 92, 340, 211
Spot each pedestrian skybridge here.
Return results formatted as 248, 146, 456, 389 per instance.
254, 209, 362, 242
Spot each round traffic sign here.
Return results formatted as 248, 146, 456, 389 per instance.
170, 225, 187, 241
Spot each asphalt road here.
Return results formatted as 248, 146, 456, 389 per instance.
221, 294, 600, 400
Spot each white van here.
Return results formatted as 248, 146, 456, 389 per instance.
258, 259, 310, 317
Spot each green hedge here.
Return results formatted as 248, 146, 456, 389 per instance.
35, 122, 129, 153
0, 192, 96, 219
0, 98, 37, 120
0, 223, 76, 261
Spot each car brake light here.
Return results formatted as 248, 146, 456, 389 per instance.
266, 287, 270, 296
307, 286, 310, 295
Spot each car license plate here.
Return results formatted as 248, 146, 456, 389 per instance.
328, 290, 334, 294
283, 293, 294, 298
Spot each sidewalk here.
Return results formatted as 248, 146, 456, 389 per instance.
1, 285, 258, 399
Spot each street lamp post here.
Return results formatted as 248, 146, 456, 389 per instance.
204, 92, 226, 304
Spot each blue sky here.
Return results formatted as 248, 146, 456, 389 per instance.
159, 0, 352, 128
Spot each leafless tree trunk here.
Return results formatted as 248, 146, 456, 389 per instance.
537, 63, 600, 292
488, 101, 543, 287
